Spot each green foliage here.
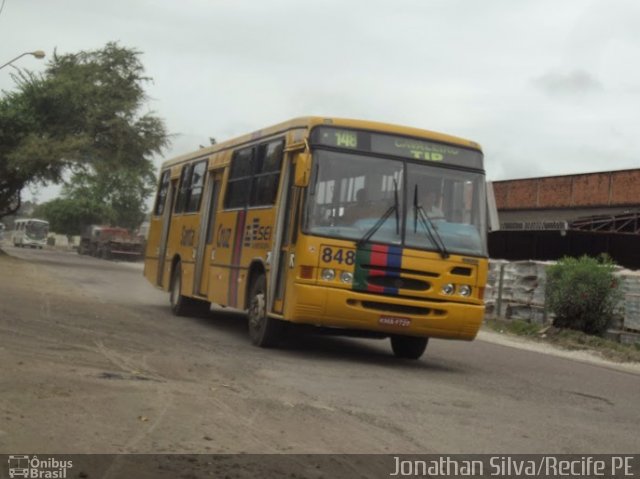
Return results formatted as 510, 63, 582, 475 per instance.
0, 42, 169, 220
33, 197, 111, 237
545, 255, 622, 335
0, 82, 48, 215
67, 168, 154, 230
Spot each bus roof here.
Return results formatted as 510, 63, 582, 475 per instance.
160, 116, 482, 169
14, 218, 49, 224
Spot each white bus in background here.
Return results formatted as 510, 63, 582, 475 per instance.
12, 218, 49, 249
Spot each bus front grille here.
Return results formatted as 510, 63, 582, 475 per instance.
360, 265, 439, 278
366, 275, 430, 291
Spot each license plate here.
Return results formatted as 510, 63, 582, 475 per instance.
378, 316, 411, 327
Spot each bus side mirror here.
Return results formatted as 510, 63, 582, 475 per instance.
294, 152, 311, 187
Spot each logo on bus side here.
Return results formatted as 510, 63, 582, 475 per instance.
244, 218, 272, 249
215, 219, 272, 249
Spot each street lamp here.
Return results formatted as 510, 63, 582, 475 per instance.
0, 50, 46, 71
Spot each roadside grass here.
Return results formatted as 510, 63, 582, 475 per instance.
484, 317, 640, 363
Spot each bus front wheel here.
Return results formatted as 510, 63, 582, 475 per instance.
390, 335, 428, 360
247, 275, 283, 348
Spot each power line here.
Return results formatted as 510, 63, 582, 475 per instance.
0, 0, 6, 20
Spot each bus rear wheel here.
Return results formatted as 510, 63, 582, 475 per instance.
247, 275, 283, 348
170, 261, 210, 317
390, 335, 428, 360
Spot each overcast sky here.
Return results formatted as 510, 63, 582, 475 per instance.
2, 0, 639, 202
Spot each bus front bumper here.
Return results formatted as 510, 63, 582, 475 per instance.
286, 284, 484, 340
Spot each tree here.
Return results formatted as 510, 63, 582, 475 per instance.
33, 196, 110, 237
33, 166, 156, 234
0, 42, 169, 220
0, 86, 47, 217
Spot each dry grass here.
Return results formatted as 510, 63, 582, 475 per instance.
484, 317, 640, 363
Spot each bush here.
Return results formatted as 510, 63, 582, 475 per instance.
545, 255, 622, 335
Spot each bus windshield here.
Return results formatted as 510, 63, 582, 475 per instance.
306, 149, 487, 256
26, 220, 49, 240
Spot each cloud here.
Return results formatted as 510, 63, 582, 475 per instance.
533, 69, 604, 97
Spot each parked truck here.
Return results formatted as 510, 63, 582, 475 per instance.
78, 225, 144, 260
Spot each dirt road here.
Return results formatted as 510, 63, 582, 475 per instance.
1, 245, 639, 459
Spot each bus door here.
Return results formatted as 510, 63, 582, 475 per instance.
194, 171, 222, 296
157, 179, 177, 287
271, 153, 300, 314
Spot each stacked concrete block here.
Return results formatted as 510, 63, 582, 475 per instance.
483, 259, 508, 313
485, 260, 552, 324
614, 270, 640, 332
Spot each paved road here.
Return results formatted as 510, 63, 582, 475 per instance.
1, 245, 639, 456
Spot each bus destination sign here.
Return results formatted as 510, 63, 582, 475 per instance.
310, 126, 483, 169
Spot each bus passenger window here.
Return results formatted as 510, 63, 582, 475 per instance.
185, 161, 207, 212
174, 164, 193, 213
153, 170, 171, 216
250, 140, 283, 207
225, 148, 253, 209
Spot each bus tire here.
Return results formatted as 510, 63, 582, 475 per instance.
170, 262, 190, 316
247, 275, 283, 348
390, 335, 428, 360
170, 261, 210, 317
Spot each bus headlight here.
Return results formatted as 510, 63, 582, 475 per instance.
321, 268, 336, 281
459, 285, 472, 297
340, 271, 353, 284
441, 283, 455, 295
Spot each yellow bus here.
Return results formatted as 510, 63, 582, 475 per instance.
144, 117, 488, 359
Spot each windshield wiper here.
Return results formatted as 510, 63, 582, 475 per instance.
357, 179, 400, 247
413, 185, 449, 259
